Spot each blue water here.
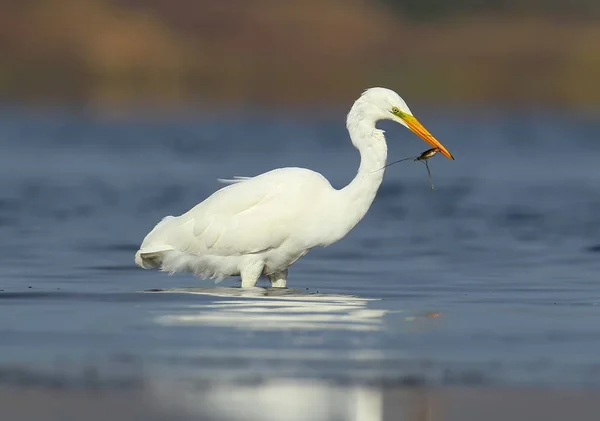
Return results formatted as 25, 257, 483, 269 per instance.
1, 106, 600, 393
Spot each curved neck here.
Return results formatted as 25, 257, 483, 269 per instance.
325, 110, 387, 244
342, 118, 387, 202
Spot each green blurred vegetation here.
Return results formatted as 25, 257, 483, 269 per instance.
0, 0, 599, 110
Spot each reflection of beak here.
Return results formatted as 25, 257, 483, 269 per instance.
402, 114, 454, 160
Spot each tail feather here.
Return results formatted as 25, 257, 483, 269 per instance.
135, 246, 174, 269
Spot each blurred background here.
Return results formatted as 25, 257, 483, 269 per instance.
2, 2, 600, 420
2, 0, 600, 111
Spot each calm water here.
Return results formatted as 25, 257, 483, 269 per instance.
1, 106, 600, 417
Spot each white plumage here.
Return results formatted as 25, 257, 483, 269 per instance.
135, 87, 454, 288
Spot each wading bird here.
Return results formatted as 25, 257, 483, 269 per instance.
135, 87, 454, 288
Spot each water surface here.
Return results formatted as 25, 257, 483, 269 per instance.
1, 107, 599, 412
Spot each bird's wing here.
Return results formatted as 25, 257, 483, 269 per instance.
163, 170, 322, 257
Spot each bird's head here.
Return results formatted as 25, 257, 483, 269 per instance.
356, 87, 454, 160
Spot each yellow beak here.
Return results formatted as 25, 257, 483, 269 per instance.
402, 114, 454, 160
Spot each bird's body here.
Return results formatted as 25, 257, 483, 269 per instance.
135, 87, 454, 287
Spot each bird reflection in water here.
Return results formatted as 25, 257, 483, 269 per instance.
149, 287, 388, 332
150, 377, 443, 421
146, 287, 444, 421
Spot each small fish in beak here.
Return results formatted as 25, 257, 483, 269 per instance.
376, 147, 441, 190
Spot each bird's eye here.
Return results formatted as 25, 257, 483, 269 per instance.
392, 107, 400, 114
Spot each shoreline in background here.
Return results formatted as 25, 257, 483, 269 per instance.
2, 1, 600, 110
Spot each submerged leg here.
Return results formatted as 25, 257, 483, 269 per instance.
268, 269, 288, 288
240, 261, 264, 288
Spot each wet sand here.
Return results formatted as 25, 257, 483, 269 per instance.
3, 381, 600, 421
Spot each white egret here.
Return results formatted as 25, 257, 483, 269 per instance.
135, 87, 454, 288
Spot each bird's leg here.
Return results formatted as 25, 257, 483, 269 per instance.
240, 261, 264, 288
268, 269, 287, 288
